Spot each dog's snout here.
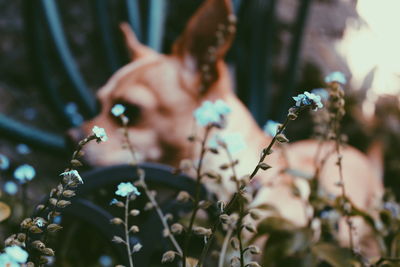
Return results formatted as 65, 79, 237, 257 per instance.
65, 127, 85, 150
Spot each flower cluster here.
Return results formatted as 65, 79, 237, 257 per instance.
60, 169, 84, 184
293, 91, 323, 111
111, 104, 126, 117
92, 126, 108, 142
0, 246, 28, 267
193, 99, 231, 126
115, 182, 141, 197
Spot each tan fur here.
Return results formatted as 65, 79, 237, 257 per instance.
69, 0, 383, 256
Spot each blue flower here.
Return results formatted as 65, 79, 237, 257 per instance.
111, 104, 126, 117
4, 181, 18, 195
263, 120, 280, 137
115, 182, 141, 197
16, 144, 31, 155
13, 164, 36, 183
193, 100, 231, 126
324, 71, 347, 85
4, 246, 29, 263
293, 91, 323, 111
109, 198, 119, 206
213, 100, 231, 116
99, 255, 112, 267
311, 88, 329, 101
0, 154, 10, 170
92, 126, 108, 142
209, 132, 246, 154
60, 170, 84, 184
53, 216, 62, 224
0, 253, 19, 267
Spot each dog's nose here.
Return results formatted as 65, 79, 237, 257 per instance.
65, 127, 85, 151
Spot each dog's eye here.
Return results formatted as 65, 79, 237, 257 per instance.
111, 102, 142, 126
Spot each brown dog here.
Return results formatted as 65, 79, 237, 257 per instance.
70, 0, 383, 256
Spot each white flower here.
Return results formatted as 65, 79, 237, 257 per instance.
0, 154, 10, 170
13, 164, 36, 183
35, 218, 45, 227
4, 246, 29, 263
132, 243, 142, 253
111, 104, 126, 117
193, 99, 231, 126
263, 120, 280, 137
324, 71, 347, 85
209, 132, 246, 154
4, 181, 18, 195
311, 88, 329, 101
293, 91, 323, 111
115, 182, 141, 197
60, 169, 83, 184
92, 126, 108, 142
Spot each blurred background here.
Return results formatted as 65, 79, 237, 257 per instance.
0, 0, 399, 265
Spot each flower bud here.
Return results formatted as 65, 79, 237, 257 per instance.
130, 209, 140, 216
56, 200, 71, 208
112, 236, 125, 244
110, 218, 124, 225
176, 191, 190, 203
47, 224, 63, 233
193, 226, 212, 237
170, 223, 184, 235
247, 245, 261, 254
129, 225, 139, 233
161, 251, 176, 263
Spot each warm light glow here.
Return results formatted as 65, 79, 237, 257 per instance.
337, 0, 400, 98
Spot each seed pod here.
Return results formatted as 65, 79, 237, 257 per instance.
170, 223, 184, 235
144, 202, 154, 211
21, 218, 33, 229
129, 225, 139, 233
198, 200, 212, 209
230, 256, 240, 267
56, 200, 71, 208
247, 262, 261, 267
132, 243, 142, 253
112, 236, 125, 244
110, 218, 124, 225
47, 224, 63, 233
244, 223, 257, 233
70, 159, 83, 167
36, 205, 45, 212
276, 134, 289, 143
48, 198, 58, 206
17, 233, 26, 242
230, 237, 239, 250
42, 248, 55, 256
32, 240, 46, 250
29, 226, 43, 234
258, 162, 272, 171
176, 191, 190, 203
161, 251, 176, 263
130, 209, 140, 216
219, 214, 230, 224
249, 209, 262, 220
62, 190, 76, 198
247, 245, 261, 254
193, 226, 212, 237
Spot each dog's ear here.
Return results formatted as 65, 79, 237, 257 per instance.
120, 22, 155, 60
172, 0, 236, 92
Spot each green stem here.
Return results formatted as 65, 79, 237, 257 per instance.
183, 126, 212, 267
125, 196, 134, 267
